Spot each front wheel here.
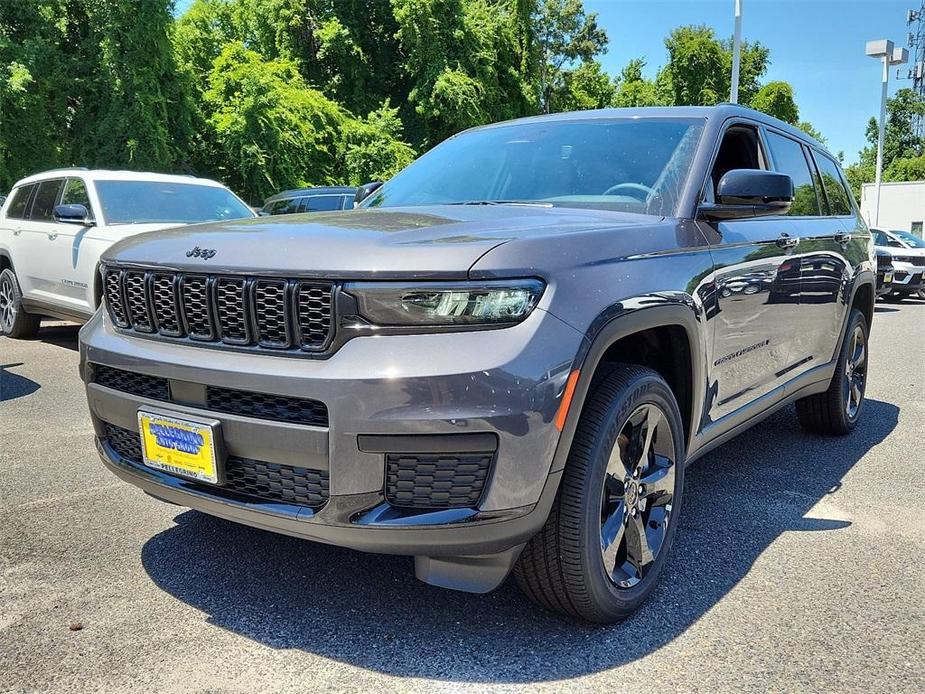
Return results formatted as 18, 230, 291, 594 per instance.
795, 308, 868, 435
514, 365, 685, 623
0, 268, 40, 339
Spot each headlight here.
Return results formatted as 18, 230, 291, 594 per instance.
344, 279, 545, 327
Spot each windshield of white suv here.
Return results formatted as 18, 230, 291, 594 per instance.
95, 180, 252, 225
892, 229, 925, 248
363, 118, 705, 216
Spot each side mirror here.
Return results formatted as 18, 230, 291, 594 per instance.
354, 181, 384, 206
53, 204, 93, 225
699, 169, 793, 221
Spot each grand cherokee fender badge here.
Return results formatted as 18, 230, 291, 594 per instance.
186, 246, 216, 259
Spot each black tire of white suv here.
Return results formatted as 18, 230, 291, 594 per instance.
515, 365, 685, 623
795, 308, 869, 435
0, 268, 40, 338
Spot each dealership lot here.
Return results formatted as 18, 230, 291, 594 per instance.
1, 305, 924, 693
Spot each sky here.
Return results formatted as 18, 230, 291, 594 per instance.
172, 0, 920, 163
585, 0, 919, 163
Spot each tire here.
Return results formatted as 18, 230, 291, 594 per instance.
0, 267, 40, 339
514, 365, 685, 623
795, 308, 868, 435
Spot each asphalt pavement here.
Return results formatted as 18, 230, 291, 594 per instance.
1, 303, 924, 693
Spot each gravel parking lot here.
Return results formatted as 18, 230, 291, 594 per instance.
2, 302, 924, 693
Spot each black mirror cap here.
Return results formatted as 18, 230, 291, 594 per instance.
354, 181, 384, 206
716, 169, 794, 205
701, 169, 794, 221
53, 203, 92, 225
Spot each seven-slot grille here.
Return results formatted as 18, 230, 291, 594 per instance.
103, 266, 335, 353
102, 422, 329, 508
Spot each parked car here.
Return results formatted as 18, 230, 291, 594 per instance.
80, 105, 874, 623
260, 186, 357, 215
0, 169, 255, 336
875, 248, 896, 297
871, 228, 925, 301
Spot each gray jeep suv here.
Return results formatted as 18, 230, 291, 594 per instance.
79, 106, 874, 623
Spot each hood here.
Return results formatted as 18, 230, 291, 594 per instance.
102, 205, 660, 279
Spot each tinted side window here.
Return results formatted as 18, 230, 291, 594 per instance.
61, 177, 92, 211
301, 195, 342, 212
813, 153, 852, 215
29, 179, 64, 221
6, 184, 35, 219
765, 131, 820, 216
270, 197, 300, 215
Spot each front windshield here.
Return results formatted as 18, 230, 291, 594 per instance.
96, 180, 253, 224
893, 229, 925, 248
364, 118, 704, 216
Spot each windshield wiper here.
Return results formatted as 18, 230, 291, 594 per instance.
446, 200, 554, 207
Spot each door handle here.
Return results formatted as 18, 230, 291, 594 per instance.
834, 230, 851, 244
47, 233, 58, 240
12, 229, 22, 236
776, 233, 800, 249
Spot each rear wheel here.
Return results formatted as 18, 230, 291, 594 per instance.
795, 308, 868, 435
514, 365, 685, 623
0, 268, 40, 339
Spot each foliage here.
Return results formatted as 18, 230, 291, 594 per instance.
750, 81, 798, 124
534, 0, 608, 113
341, 101, 417, 184
659, 25, 768, 107
201, 43, 345, 201
3, 1, 823, 205
797, 121, 826, 144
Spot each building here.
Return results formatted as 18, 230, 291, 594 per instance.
859, 180, 925, 235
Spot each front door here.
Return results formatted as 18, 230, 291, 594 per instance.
699, 123, 802, 423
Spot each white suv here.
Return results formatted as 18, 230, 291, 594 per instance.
0, 169, 254, 337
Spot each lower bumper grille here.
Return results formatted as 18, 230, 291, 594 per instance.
386, 453, 493, 509
103, 423, 329, 508
90, 364, 329, 427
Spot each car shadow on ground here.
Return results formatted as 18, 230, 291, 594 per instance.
35, 322, 81, 351
141, 399, 898, 683
0, 362, 41, 401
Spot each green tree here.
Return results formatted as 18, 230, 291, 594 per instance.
797, 121, 826, 144
341, 101, 417, 184
550, 59, 615, 112
612, 58, 662, 107
534, 0, 607, 113
750, 81, 798, 124
201, 43, 346, 202
659, 25, 768, 106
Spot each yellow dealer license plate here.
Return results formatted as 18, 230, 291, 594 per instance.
137, 409, 222, 484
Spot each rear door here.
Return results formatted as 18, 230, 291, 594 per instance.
762, 129, 845, 379
805, 150, 866, 362
16, 178, 65, 303
1, 184, 37, 287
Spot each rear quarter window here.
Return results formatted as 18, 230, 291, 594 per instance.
813, 153, 853, 216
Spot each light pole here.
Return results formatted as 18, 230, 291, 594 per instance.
730, 0, 743, 103
865, 40, 908, 226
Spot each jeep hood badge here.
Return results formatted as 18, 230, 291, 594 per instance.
186, 246, 216, 259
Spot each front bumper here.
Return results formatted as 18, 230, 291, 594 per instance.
79, 307, 583, 575
889, 263, 924, 289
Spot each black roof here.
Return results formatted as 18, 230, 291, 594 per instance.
264, 186, 357, 204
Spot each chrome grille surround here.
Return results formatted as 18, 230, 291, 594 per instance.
102, 265, 336, 356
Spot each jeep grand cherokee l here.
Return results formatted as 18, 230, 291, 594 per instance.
79, 106, 874, 623
0, 169, 254, 337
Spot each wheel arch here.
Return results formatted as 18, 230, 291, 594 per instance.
549, 299, 708, 474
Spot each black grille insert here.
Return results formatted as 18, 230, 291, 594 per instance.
89, 364, 329, 427
386, 453, 493, 509
102, 265, 335, 354
205, 385, 328, 427
91, 364, 169, 401
103, 423, 329, 508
